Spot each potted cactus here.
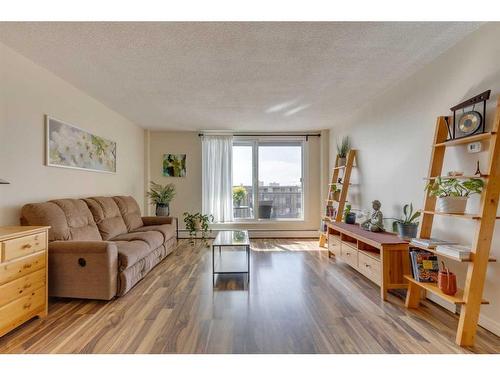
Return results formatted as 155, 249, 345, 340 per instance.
425, 177, 484, 214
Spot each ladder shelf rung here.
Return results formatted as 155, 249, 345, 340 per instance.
409, 242, 496, 262
434, 132, 495, 147
404, 275, 489, 305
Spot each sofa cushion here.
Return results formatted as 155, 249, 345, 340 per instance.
111, 231, 164, 250
21, 199, 101, 241
113, 196, 144, 231
85, 197, 128, 240
114, 240, 151, 271
132, 224, 176, 245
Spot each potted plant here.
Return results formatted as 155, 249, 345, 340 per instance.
343, 203, 356, 224
392, 203, 421, 240
232, 186, 247, 207
426, 177, 484, 214
146, 181, 176, 216
330, 184, 341, 201
336, 136, 350, 166
183, 212, 214, 242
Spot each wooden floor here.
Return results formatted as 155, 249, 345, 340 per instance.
1, 239, 499, 354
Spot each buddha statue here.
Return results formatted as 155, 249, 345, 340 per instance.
361, 200, 385, 232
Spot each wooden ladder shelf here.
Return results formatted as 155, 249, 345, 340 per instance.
319, 149, 356, 247
405, 97, 500, 347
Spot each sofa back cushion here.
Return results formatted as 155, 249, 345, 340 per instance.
113, 196, 143, 231
21, 199, 102, 241
85, 196, 128, 240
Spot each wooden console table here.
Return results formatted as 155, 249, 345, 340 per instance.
327, 222, 410, 300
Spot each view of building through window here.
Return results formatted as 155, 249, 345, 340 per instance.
232, 142, 303, 220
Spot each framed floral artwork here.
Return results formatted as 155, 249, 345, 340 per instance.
46, 116, 116, 173
163, 154, 186, 177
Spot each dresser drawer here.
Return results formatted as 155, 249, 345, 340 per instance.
0, 268, 46, 307
0, 286, 45, 336
358, 252, 381, 285
340, 245, 358, 268
0, 252, 46, 286
328, 234, 341, 256
1, 232, 46, 262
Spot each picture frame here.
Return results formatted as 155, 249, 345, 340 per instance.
45, 115, 117, 173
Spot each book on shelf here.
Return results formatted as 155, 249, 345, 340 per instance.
435, 244, 472, 261
409, 250, 439, 283
411, 238, 458, 249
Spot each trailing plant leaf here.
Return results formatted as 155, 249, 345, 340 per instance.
426, 177, 484, 198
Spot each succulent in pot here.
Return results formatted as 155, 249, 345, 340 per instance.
392, 203, 421, 240
425, 177, 484, 214
146, 181, 176, 216
336, 136, 350, 166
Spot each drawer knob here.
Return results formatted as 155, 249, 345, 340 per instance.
78, 258, 87, 267
365, 264, 371, 268
22, 243, 33, 249
23, 303, 32, 309
24, 283, 32, 289
23, 264, 32, 269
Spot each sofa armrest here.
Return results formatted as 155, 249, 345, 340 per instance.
48, 241, 118, 300
142, 216, 176, 226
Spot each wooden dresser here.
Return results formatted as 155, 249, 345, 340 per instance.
0, 226, 50, 337
327, 222, 410, 300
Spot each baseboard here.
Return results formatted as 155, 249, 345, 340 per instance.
177, 229, 318, 239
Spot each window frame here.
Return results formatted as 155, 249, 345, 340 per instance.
232, 136, 305, 222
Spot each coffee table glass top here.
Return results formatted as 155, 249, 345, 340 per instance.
213, 230, 250, 246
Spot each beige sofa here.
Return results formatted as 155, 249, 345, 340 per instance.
20, 196, 177, 300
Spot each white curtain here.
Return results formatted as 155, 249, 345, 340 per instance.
202, 135, 233, 223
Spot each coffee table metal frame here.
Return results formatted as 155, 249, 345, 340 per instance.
212, 231, 250, 286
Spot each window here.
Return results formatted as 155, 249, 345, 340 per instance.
232, 139, 304, 221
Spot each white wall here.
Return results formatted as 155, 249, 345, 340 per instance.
0, 42, 145, 225
329, 23, 500, 335
147, 130, 325, 234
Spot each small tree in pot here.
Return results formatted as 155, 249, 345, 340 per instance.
392, 203, 420, 240
147, 181, 176, 216
425, 177, 484, 214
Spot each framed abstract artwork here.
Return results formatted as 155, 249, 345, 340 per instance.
163, 154, 186, 177
46, 116, 117, 173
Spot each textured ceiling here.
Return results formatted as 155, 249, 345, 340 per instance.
0, 22, 481, 131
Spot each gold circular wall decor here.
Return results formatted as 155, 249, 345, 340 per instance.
458, 110, 482, 135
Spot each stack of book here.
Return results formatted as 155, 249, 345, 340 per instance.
409, 250, 439, 282
435, 244, 472, 261
411, 238, 458, 249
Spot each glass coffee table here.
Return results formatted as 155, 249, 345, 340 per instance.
212, 230, 250, 286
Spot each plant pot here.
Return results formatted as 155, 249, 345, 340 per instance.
396, 222, 418, 240
345, 212, 356, 224
332, 191, 340, 201
438, 269, 457, 296
155, 203, 170, 217
235, 200, 241, 208
338, 157, 346, 167
193, 218, 202, 231
436, 196, 468, 214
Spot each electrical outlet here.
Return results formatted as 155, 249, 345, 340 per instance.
467, 141, 482, 153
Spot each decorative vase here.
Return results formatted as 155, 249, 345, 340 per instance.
396, 222, 418, 240
338, 157, 346, 167
155, 203, 170, 216
436, 196, 468, 214
438, 267, 457, 296
345, 212, 356, 224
